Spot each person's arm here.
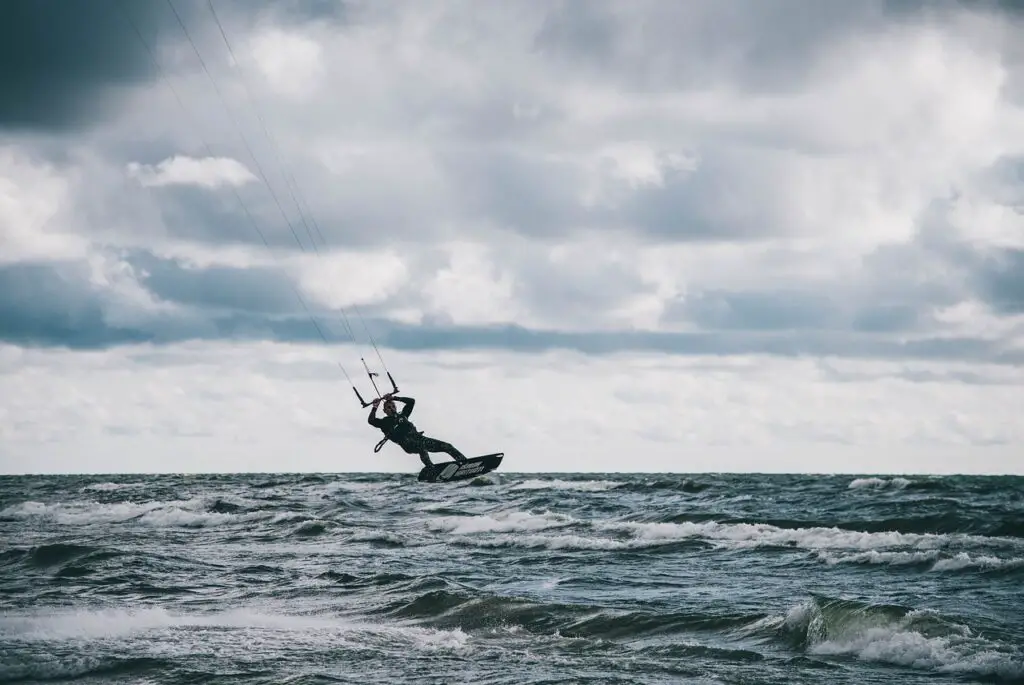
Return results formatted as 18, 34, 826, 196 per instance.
392, 395, 415, 417
367, 398, 384, 427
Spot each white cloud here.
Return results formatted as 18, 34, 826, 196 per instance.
294, 247, 409, 310
0, 147, 88, 263
582, 142, 700, 209
943, 193, 1024, 249
247, 27, 324, 99
420, 241, 522, 326
127, 155, 257, 189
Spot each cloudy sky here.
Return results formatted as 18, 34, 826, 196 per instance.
2, 0, 1023, 475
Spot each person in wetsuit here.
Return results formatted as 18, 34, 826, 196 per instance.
367, 395, 467, 467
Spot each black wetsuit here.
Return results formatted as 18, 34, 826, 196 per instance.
367, 396, 466, 467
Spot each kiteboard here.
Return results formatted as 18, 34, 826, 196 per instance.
418, 453, 504, 483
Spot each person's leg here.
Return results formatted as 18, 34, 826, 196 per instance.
397, 436, 432, 467
419, 436, 466, 463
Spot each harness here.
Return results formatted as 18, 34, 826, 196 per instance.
374, 416, 421, 453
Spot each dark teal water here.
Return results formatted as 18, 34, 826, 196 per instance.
1, 472, 1022, 684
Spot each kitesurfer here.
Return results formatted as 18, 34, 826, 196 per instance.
367, 394, 468, 467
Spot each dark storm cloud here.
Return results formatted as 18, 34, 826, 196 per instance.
969, 247, 1024, 314
0, 262, 149, 347
2, 257, 1019, 367
532, 0, 890, 93
127, 251, 303, 314
0, 0, 176, 130
659, 232, 973, 335
380, 322, 1024, 366
0, 0, 348, 131
145, 183, 307, 250
671, 289, 839, 331
851, 304, 923, 333
0, 257, 330, 349
915, 206, 1024, 316
663, 287, 928, 334
884, 0, 1024, 18
240, 0, 353, 25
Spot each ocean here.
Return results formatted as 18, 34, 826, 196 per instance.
1, 471, 1022, 684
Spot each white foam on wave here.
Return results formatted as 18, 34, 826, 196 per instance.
809, 616, 1023, 679
415, 502, 460, 512
510, 479, 622, 492
596, 520, 1016, 553
773, 599, 1024, 680
426, 509, 577, 535
848, 477, 912, 490
0, 498, 270, 529
0, 606, 468, 652
430, 512, 1020, 555
323, 481, 391, 496
81, 482, 145, 492
931, 553, 1024, 573
817, 550, 942, 566
137, 507, 258, 528
2, 500, 168, 525
818, 550, 1024, 572
468, 533, 665, 551
350, 530, 406, 545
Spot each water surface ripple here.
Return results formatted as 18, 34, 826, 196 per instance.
2, 472, 1022, 684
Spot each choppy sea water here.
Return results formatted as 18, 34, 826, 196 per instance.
1, 472, 1022, 684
